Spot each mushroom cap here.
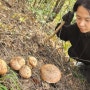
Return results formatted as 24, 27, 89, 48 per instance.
10, 56, 25, 70
27, 56, 37, 68
19, 65, 32, 78
40, 64, 61, 83
0, 59, 7, 75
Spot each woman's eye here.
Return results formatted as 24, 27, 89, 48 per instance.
86, 19, 90, 22
76, 16, 81, 19
77, 17, 81, 20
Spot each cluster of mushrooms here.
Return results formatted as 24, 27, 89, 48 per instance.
0, 56, 62, 83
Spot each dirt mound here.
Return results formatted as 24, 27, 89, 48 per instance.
0, 1, 90, 90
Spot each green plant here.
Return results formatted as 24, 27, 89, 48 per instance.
0, 67, 21, 90
0, 84, 8, 90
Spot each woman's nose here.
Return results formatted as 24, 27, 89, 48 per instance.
79, 20, 85, 26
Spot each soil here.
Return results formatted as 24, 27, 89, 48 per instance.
0, 1, 90, 90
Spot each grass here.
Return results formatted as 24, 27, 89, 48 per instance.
0, 84, 8, 90
0, 66, 22, 90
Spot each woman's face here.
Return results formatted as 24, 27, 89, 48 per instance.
76, 6, 90, 33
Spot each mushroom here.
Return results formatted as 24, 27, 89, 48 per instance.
10, 56, 25, 70
0, 59, 7, 75
19, 65, 32, 78
40, 64, 61, 83
27, 56, 37, 68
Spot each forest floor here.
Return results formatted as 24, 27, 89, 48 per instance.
0, 1, 90, 90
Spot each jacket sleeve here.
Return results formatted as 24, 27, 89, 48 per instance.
57, 24, 76, 41
60, 25, 70, 41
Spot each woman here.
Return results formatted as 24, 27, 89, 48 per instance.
56, 0, 90, 65
56, 0, 90, 82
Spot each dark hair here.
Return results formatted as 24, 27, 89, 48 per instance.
73, 0, 90, 12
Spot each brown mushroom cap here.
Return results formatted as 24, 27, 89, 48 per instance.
27, 56, 37, 68
0, 59, 7, 75
40, 64, 61, 83
10, 56, 25, 70
19, 65, 32, 78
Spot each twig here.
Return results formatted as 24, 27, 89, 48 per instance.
45, 21, 65, 42
1, 0, 12, 8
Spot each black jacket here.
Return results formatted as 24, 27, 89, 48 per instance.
57, 23, 90, 64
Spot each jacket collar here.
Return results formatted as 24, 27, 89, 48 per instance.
80, 32, 90, 38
